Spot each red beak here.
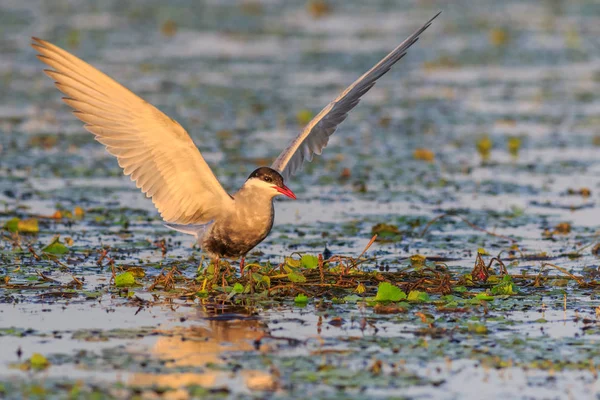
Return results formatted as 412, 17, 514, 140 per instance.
274, 185, 296, 200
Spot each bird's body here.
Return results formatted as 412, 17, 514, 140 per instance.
32, 13, 439, 263
202, 183, 275, 258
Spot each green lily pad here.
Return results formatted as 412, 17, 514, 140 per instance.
287, 271, 306, 283
407, 290, 430, 302
301, 254, 319, 269
294, 293, 309, 304
4, 218, 39, 234
115, 272, 136, 287
374, 282, 406, 302
42, 237, 69, 255
30, 353, 50, 370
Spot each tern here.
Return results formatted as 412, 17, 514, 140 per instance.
32, 13, 439, 273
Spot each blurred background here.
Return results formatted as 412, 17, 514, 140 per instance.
1, 0, 600, 258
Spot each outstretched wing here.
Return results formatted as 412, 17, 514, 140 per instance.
32, 38, 233, 225
271, 12, 440, 180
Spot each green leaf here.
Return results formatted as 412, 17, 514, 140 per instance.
296, 109, 314, 125
407, 290, 430, 302
374, 282, 406, 302
287, 271, 306, 283
4, 218, 39, 233
115, 272, 136, 287
301, 254, 319, 269
42, 237, 69, 255
468, 323, 488, 334
453, 286, 467, 293
294, 293, 309, 304
343, 294, 362, 303
4, 218, 18, 232
371, 223, 402, 242
491, 276, 517, 295
474, 293, 495, 301
232, 283, 244, 293
285, 257, 301, 268
30, 353, 50, 370
260, 275, 271, 288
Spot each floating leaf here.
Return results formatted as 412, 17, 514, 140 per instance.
42, 237, 69, 255
374, 282, 406, 302
115, 272, 136, 287
491, 275, 517, 295
410, 254, 427, 268
413, 148, 435, 162
477, 248, 489, 255
161, 19, 178, 37
374, 304, 406, 314
306, 0, 332, 19
407, 290, 430, 302
489, 27, 509, 46
126, 267, 146, 278
294, 293, 309, 304
371, 223, 402, 242
233, 283, 244, 293
343, 294, 362, 303
301, 254, 318, 269
476, 135, 493, 161
287, 271, 306, 283
252, 274, 270, 288
296, 109, 314, 125
4, 218, 39, 234
30, 353, 50, 370
468, 323, 488, 334
73, 206, 85, 219
554, 222, 571, 234
284, 257, 301, 268
507, 136, 521, 157
474, 293, 495, 301
354, 283, 366, 294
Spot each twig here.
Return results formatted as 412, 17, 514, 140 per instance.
539, 262, 585, 286
36, 270, 58, 283
357, 234, 378, 260
318, 254, 324, 284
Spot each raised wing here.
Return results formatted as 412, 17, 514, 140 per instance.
271, 12, 440, 180
32, 38, 233, 225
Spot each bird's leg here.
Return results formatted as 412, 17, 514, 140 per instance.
240, 257, 246, 278
222, 259, 229, 288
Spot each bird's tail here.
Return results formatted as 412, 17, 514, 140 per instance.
164, 222, 212, 239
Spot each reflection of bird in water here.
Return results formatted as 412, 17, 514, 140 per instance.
32, 13, 439, 270
130, 311, 275, 394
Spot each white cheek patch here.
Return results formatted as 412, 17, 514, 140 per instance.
246, 178, 280, 194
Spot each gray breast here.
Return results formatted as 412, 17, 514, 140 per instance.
201, 199, 275, 258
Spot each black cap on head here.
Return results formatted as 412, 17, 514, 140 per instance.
248, 167, 285, 187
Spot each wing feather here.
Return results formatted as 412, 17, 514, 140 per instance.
271, 12, 440, 180
32, 37, 233, 225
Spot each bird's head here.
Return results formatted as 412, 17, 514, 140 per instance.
245, 167, 296, 199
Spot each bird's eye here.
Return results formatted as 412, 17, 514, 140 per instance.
264, 176, 272, 183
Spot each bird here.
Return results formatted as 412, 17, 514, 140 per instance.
31, 12, 439, 277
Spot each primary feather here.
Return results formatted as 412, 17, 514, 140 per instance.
32, 38, 233, 225
271, 12, 440, 180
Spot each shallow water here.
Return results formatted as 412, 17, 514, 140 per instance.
2, 0, 600, 398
